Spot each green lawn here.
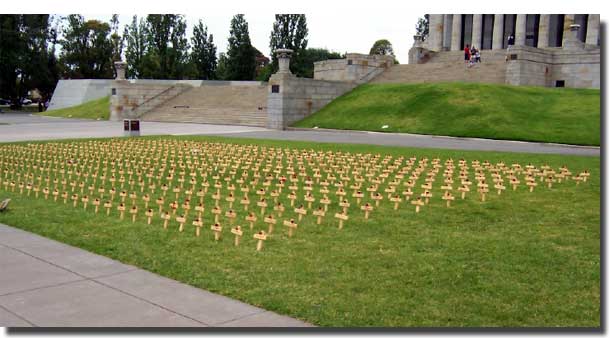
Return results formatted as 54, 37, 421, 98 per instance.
39, 96, 110, 120
294, 83, 600, 146
0, 136, 600, 327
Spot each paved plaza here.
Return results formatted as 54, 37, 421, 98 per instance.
0, 113, 599, 156
0, 223, 312, 327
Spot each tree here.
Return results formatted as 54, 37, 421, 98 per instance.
190, 19, 217, 80
225, 14, 256, 81
0, 14, 59, 106
59, 15, 114, 79
123, 15, 148, 78
145, 14, 190, 79
109, 15, 123, 61
269, 14, 308, 75
369, 39, 395, 56
415, 15, 429, 41
215, 52, 230, 80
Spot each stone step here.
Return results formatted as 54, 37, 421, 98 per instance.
142, 84, 268, 126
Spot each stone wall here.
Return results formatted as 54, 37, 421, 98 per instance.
109, 80, 264, 121
313, 53, 394, 83
267, 73, 357, 129
505, 45, 600, 88
48, 79, 113, 110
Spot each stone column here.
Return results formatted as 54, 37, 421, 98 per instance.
471, 14, 483, 48
537, 14, 550, 48
492, 14, 504, 49
563, 24, 584, 50
586, 14, 600, 46
450, 14, 462, 51
442, 14, 452, 50
515, 14, 527, 45
562, 14, 575, 47
428, 14, 444, 51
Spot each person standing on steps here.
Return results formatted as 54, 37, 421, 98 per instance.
507, 34, 515, 51
464, 44, 471, 67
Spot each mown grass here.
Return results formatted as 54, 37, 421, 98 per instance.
39, 96, 110, 120
293, 83, 600, 146
0, 135, 600, 327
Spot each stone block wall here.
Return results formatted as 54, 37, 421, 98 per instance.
267, 73, 357, 129
48, 79, 113, 110
109, 79, 265, 121
505, 45, 600, 88
314, 53, 394, 83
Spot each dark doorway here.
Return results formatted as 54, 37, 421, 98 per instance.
482, 14, 495, 49
525, 14, 540, 47
548, 14, 565, 47
503, 14, 517, 48
461, 14, 473, 49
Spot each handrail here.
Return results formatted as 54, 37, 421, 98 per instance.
133, 85, 177, 112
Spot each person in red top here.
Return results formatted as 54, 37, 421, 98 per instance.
464, 44, 471, 66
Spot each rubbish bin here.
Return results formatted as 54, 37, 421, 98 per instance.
123, 119, 141, 137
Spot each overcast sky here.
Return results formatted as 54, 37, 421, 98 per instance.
80, 12, 420, 64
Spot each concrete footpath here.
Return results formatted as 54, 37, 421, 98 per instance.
0, 113, 599, 157
0, 223, 312, 327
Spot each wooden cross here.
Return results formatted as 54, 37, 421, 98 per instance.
264, 214, 277, 234
176, 214, 186, 232
231, 226, 243, 246
411, 197, 425, 213
193, 217, 203, 236
117, 203, 126, 220
442, 191, 455, 207
92, 198, 101, 214
104, 200, 112, 215
161, 211, 171, 229
245, 212, 257, 230
360, 203, 374, 219
294, 205, 307, 221
211, 206, 222, 223
283, 219, 298, 237
254, 231, 267, 251
145, 208, 154, 225
211, 223, 222, 241
130, 205, 138, 223
334, 211, 348, 230
273, 202, 285, 217
313, 207, 326, 225
390, 195, 402, 210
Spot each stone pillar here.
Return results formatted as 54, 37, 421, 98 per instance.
492, 14, 504, 50
275, 49, 293, 74
537, 14, 550, 48
442, 14, 452, 50
471, 14, 483, 48
563, 24, 585, 50
409, 35, 425, 64
427, 14, 444, 51
114, 61, 127, 80
586, 14, 600, 46
515, 14, 527, 46
562, 14, 575, 47
450, 14, 462, 51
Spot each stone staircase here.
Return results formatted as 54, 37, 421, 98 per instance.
371, 60, 508, 84
142, 84, 268, 127
132, 84, 192, 118
372, 49, 509, 84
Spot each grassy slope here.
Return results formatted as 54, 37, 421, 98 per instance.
40, 96, 110, 120
0, 136, 600, 327
294, 83, 600, 146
